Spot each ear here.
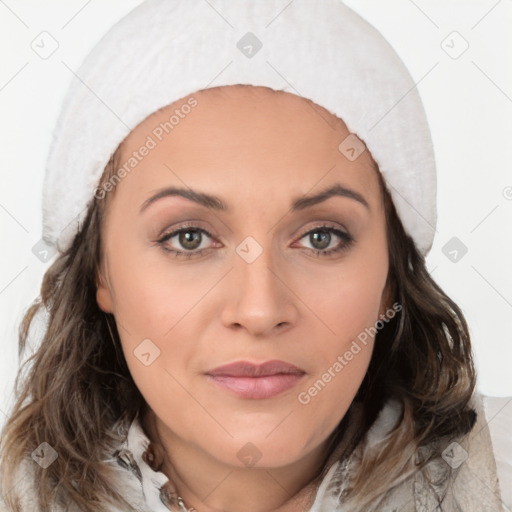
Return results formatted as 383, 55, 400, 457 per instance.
96, 263, 114, 314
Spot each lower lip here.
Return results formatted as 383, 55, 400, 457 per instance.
206, 373, 305, 399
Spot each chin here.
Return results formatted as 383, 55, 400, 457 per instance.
206, 432, 316, 470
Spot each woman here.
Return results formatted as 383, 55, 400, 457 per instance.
0, 1, 502, 511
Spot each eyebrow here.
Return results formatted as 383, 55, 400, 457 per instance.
291, 183, 369, 211
139, 183, 369, 214
140, 186, 226, 213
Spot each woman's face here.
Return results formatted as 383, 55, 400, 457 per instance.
97, 86, 391, 469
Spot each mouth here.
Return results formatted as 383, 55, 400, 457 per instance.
205, 360, 306, 400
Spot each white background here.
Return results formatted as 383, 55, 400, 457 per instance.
1, 0, 511, 430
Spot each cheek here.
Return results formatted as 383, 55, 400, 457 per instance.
103, 230, 228, 410
329, 275, 386, 342
292, 278, 383, 442
297, 273, 382, 390
305, 251, 388, 352
104, 223, 215, 338
107, 266, 209, 402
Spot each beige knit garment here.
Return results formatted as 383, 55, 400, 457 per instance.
309, 392, 503, 511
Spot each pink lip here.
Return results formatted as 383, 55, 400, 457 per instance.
205, 360, 306, 399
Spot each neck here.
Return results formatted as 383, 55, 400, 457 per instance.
141, 409, 332, 512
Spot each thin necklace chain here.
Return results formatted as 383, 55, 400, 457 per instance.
177, 496, 196, 512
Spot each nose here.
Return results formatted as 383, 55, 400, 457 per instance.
220, 245, 299, 337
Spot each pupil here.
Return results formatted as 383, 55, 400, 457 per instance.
179, 230, 201, 250
311, 231, 330, 250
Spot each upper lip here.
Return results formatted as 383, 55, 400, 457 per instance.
206, 360, 305, 378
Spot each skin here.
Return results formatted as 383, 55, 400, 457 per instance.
96, 85, 392, 511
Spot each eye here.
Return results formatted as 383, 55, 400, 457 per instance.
155, 226, 218, 258
294, 225, 354, 256
154, 223, 354, 259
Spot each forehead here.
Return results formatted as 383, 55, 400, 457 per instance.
115, 85, 381, 209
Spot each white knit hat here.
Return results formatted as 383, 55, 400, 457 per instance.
42, 0, 437, 256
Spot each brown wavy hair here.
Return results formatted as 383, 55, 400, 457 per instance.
0, 143, 476, 511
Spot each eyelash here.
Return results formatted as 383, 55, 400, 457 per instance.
155, 223, 354, 259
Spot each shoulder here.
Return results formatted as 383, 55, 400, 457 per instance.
482, 394, 512, 510
1, 420, 154, 512
409, 392, 502, 511
445, 392, 503, 509
310, 392, 503, 512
